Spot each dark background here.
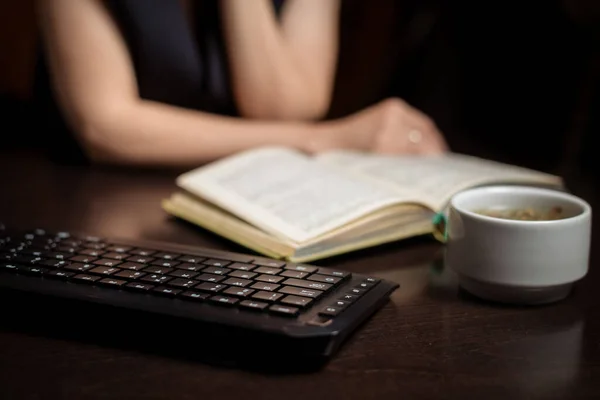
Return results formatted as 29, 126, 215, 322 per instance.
1, 0, 599, 175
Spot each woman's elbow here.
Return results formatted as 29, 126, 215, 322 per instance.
75, 116, 137, 166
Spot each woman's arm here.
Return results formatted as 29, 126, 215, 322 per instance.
37, 0, 330, 168
221, 0, 341, 120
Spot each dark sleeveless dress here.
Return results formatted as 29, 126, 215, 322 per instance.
33, 0, 285, 163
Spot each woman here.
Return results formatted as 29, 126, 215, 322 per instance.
36, 0, 448, 167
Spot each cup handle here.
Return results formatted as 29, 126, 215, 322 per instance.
432, 211, 448, 243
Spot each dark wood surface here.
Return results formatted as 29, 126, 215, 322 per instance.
0, 150, 598, 400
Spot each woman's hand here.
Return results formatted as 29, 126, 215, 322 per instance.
310, 98, 449, 155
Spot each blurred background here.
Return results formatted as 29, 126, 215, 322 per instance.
1, 0, 598, 175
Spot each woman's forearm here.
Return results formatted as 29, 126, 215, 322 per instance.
80, 99, 327, 168
221, 0, 340, 120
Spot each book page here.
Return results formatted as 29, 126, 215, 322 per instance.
176, 147, 422, 243
317, 151, 562, 210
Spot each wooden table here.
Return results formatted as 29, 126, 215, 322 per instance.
0, 150, 598, 400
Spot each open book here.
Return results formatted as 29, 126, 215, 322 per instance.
162, 147, 563, 263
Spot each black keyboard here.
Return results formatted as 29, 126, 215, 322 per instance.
0, 223, 398, 368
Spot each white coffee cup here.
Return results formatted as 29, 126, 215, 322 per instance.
444, 185, 592, 305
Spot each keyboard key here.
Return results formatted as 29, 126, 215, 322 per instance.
83, 242, 106, 250
1, 263, 21, 272
228, 270, 257, 280
79, 248, 105, 257
82, 235, 102, 243
250, 282, 280, 292
114, 270, 145, 280
119, 262, 146, 271
125, 255, 154, 264
18, 265, 47, 276
280, 295, 312, 307
143, 266, 174, 275
349, 288, 366, 296
45, 270, 75, 280
125, 282, 155, 292
153, 252, 179, 260
202, 259, 231, 268
239, 300, 269, 311
340, 294, 358, 302
150, 260, 179, 268
152, 286, 182, 297
255, 274, 284, 284
284, 264, 317, 273
365, 277, 380, 283
331, 299, 350, 308
43, 251, 71, 260
167, 279, 198, 289
195, 282, 226, 293
307, 274, 342, 285
209, 295, 238, 306
102, 252, 129, 260
319, 305, 343, 317
56, 231, 72, 239
282, 278, 332, 291
223, 278, 252, 287
20, 249, 44, 257
140, 274, 171, 284
252, 291, 283, 302
13, 256, 41, 265
278, 286, 323, 299
318, 269, 351, 278
180, 291, 210, 301
177, 255, 206, 264
92, 259, 122, 268
253, 266, 281, 275
39, 260, 69, 269
89, 266, 119, 275
56, 246, 77, 254
72, 274, 101, 283
105, 245, 132, 253
269, 304, 299, 317
168, 269, 198, 279
23, 232, 48, 241
197, 252, 253, 264
280, 270, 309, 279
61, 240, 81, 248
252, 259, 285, 268
223, 287, 254, 298
176, 263, 203, 272
99, 278, 127, 287
197, 273, 225, 283
202, 266, 231, 275
23, 233, 36, 241
69, 255, 97, 263
129, 248, 155, 256
228, 262, 255, 271
356, 281, 377, 289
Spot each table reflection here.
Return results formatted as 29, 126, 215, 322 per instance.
372, 257, 584, 397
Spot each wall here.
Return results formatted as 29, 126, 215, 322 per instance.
0, 0, 37, 100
